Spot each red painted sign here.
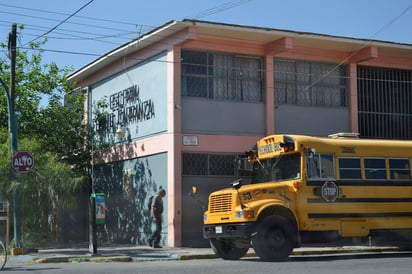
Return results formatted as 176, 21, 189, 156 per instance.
12, 150, 35, 173
321, 181, 339, 202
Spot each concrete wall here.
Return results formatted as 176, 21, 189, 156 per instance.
93, 153, 168, 246
275, 105, 349, 136
90, 53, 168, 143
182, 98, 265, 136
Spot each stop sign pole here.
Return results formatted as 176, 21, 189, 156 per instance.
1, 52, 22, 249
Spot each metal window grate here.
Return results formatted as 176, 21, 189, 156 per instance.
182, 153, 237, 176
181, 50, 264, 102
274, 58, 348, 107
358, 66, 412, 139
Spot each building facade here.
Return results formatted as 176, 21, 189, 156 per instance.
68, 20, 412, 247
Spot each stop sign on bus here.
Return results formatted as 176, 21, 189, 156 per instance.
321, 181, 339, 202
12, 150, 35, 173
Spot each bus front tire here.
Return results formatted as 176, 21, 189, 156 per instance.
210, 238, 249, 260
252, 215, 295, 261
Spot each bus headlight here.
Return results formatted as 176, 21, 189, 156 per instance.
234, 209, 254, 219
203, 213, 208, 222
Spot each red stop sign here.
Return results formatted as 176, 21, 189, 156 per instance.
12, 150, 35, 173
321, 181, 339, 202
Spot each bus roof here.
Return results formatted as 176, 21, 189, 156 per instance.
256, 134, 412, 158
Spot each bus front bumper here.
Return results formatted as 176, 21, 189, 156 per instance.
203, 223, 256, 239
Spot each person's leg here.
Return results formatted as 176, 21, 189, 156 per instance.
153, 219, 162, 247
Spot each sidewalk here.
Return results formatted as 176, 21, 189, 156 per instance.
4, 244, 407, 265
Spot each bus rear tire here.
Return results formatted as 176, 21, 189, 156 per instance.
210, 238, 249, 260
252, 215, 295, 261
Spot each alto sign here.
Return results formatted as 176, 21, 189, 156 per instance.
12, 150, 35, 173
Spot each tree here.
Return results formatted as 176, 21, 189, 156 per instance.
0, 25, 88, 245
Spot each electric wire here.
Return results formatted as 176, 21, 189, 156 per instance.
0, 0, 410, 82
1, 0, 253, 53
301, 4, 412, 92
25, 0, 95, 45
0, 3, 144, 27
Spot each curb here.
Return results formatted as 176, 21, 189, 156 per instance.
33, 256, 132, 264
291, 247, 401, 256
175, 254, 218, 260
26, 246, 405, 264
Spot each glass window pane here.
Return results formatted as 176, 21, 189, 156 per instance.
340, 169, 362, 179
364, 158, 386, 179
339, 158, 361, 179
182, 50, 263, 102
320, 154, 335, 179
274, 58, 347, 107
182, 51, 208, 74
389, 158, 411, 180
181, 76, 207, 97
339, 158, 360, 169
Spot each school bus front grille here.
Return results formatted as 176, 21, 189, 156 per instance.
209, 193, 233, 213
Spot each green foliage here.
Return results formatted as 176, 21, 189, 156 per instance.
0, 26, 88, 245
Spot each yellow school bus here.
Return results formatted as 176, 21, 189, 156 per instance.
203, 133, 412, 261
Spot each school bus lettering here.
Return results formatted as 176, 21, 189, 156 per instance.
341, 146, 356, 153
203, 133, 412, 261
259, 142, 282, 155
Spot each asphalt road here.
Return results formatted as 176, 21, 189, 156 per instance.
3, 253, 412, 274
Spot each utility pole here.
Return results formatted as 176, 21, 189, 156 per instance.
9, 24, 16, 111
9, 23, 22, 250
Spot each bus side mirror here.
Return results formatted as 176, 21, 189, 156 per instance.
231, 178, 243, 190
189, 185, 206, 212
306, 148, 316, 158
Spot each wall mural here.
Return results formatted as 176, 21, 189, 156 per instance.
92, 153, 168, 245
90, 52, 168, 148
93, 85, 156, 147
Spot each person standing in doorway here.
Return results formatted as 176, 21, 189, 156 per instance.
148, 188, 166, 248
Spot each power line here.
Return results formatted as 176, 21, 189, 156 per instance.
1, 0, 254, 47
181, 0, 253, 19
26, 0, 95, 45
1, 0, 257, 67
0, 10, 147, 34
1, 0, 410, 75
301, 4, 412, 92
0, 3, 151, 28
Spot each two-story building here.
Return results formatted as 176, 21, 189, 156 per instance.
67, 19, 412, 247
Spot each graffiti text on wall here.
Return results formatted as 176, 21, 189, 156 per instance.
95, 85, 156, 133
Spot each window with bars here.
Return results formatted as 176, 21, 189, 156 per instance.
182, 153, 237, 176
181, 50, 264, 102
274, 59, 347, 107
358, 66, 412, 140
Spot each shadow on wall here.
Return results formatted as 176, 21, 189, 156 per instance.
93, 157, 160, 245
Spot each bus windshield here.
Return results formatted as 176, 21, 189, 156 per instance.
252, 153, 301, 184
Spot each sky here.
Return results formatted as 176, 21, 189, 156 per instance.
0, 0, 411, 72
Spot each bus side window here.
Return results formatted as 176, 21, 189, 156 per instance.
320, 154, 335, 179
364, 158, 386, 179
389, 158, 411, 180
306, 153, 335, 180
339, 157, 361, 179
307, 155, 320, 179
